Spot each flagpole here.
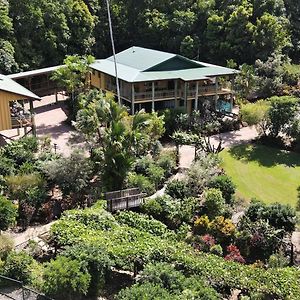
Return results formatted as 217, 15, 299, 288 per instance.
105, 0, 121, 105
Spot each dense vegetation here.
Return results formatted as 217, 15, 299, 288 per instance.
0, 0, 300, 73
1, 203, 299, 299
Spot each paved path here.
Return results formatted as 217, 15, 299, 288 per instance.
1, 95, 84, 156
292, 231, 300, 265
179, 126, 258, 169
33, 96, 84, 156
9, 221, 57, 248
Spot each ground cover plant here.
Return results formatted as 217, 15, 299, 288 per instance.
46, 206, 300, 299
220, 143, 300, 206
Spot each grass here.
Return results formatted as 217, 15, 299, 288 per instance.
220, 143, 300, 207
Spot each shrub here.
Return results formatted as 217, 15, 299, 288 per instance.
134, 157, 154, 175
146, 164, 165, 188
165, 179, 190, 200
0, 195, 17, 231
42, 150, 93, 197
141, 196, 179, 229
224, 244, 245, 264
187, 153, 220, 196
140, 262, 185, 292
18, 161, 38, 175
5, 174, 47, 228
208, 175, 236, 204
203, 188, 226, 218
141, 197, 163, 218
267, 96, 299, 138
117, 282, 174, 300
156, 150, 177, 177
264, 203, 297, 233
63, 206, 118, 231
176, 223, 191, 241
198, 234, 216, 252
127, 172, 155, 196
240, 101, 270, 136
62, 244, 112, 297
283, 64, 300, 86
116, 211, 168, 236
0, 235, 13, 259
267, 253, 289, 268
194, 215, 210, 235
119, 262, 221, 300
3, 137, 38, 166
42, 256, 91, 300
5, 173, 45, 200
141, 196, 196, 229
237, 218, 284, 261
0, 154, 15, 177
181, 276, 221, 299
209, 216, 235, 244
159, 107, 186, 136
3, 251, 34, 283
245, 200, 297, 232
210, 244, 223, 256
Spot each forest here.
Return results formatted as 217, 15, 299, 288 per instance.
0, 0, 299, 74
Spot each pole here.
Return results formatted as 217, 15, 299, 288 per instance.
105, 0, 121, 105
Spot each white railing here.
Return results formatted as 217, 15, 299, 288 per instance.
134, 90, 175, 101
182, 86, 231, 98
105, 84, 232, 101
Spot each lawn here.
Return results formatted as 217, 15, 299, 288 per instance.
220, 143, 300, 207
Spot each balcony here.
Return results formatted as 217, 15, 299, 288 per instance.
10, 103, 33, 129
104, 83, 232, 102
134, 90, 175, 101
183, 85, 232, 98
11, 115, 33, 129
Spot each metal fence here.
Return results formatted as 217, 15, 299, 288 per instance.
0, 275, 52, 300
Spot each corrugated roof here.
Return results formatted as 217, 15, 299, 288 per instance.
7, 65, 61, 79
107, 46, 175, 70
0, 74, 41, 100
91, 46, 238, 83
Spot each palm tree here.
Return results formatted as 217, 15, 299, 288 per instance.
75, 90, 164, 190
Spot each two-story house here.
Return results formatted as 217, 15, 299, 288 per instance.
90, 46, 238, 114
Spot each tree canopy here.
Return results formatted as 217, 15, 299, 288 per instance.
1, 0, 299, 73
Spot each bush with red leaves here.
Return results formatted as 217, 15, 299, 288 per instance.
225, 244, 245, 264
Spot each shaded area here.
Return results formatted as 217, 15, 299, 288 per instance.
228, 144, 300, 168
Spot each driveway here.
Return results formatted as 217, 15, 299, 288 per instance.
32, 94, 84, 156
179, 126, 258, 169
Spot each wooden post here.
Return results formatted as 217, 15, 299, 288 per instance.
55, 89, 58, 103
174, 80, 178, 108
230, 76, 234, 112
131, 83, 135, 115
152, 81, 155, 112
215, 77, 218, 110
195, 81, 199, 111
29, 99, 36, 136
184, 82, 188, 110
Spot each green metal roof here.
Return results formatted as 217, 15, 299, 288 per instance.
0, 74, 41, 100
107, 46, 174, 70
91, 46, 238, 83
